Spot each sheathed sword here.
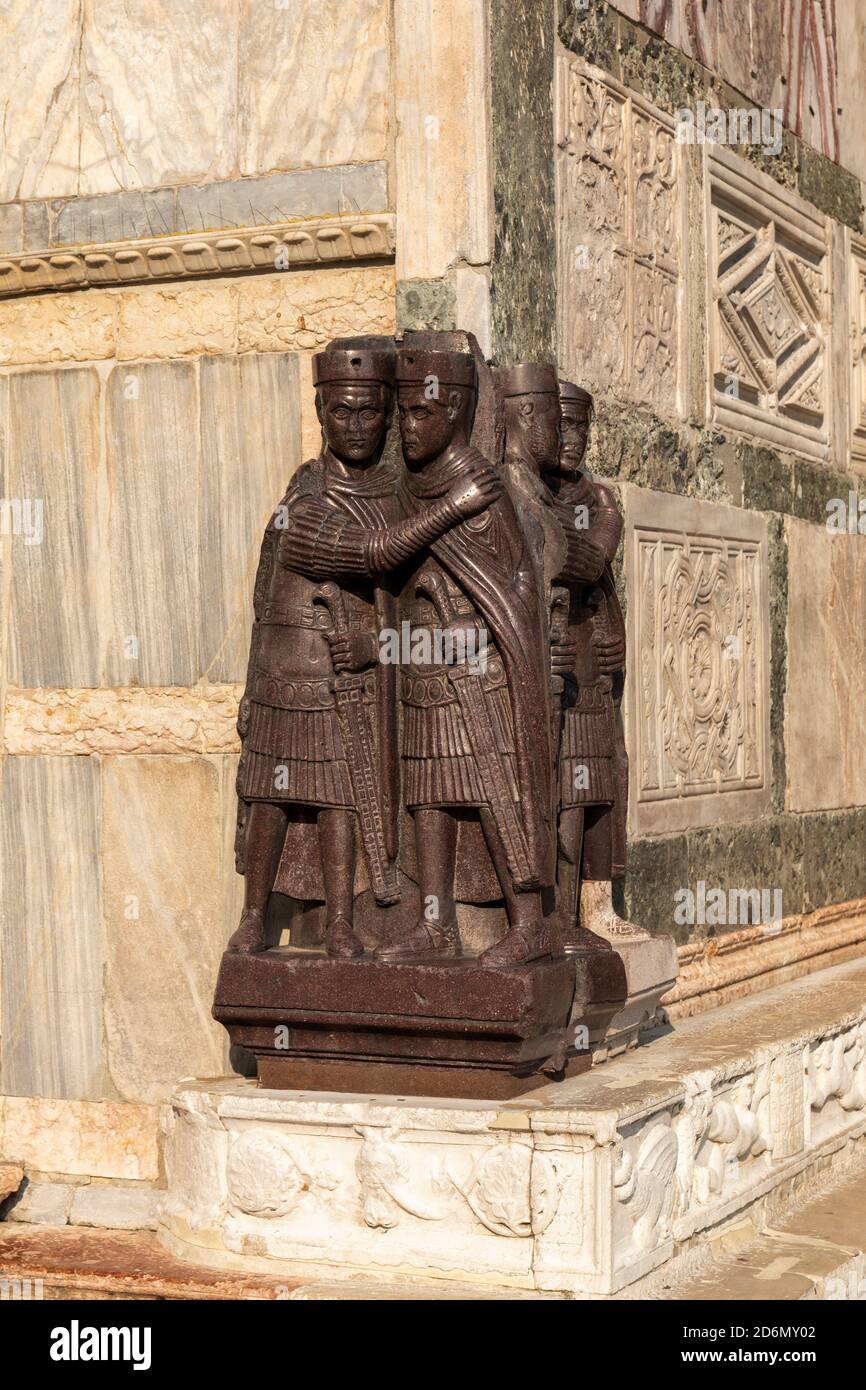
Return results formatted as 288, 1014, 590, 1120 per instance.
415, 571, 534, 887
312, 582, 400, 906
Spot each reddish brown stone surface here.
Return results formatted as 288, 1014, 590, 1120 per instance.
0, 1224, 300, 1301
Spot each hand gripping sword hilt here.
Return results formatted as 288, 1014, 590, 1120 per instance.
312, 581, 350, 638
414, 570, 458, 628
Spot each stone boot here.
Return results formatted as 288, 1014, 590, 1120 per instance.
375, 917, 460, 962
479, 921, 558, 967
580, 879, 649, 940
227, 907, 267, 954
324, 915, 364, 959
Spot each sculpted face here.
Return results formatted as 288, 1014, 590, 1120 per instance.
507, 393, 560, 473
319, 383, 388, 466
559, 401, 591, 475
398, 385, 461, 464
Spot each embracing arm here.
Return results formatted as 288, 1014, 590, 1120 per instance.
277, 468, 500, 578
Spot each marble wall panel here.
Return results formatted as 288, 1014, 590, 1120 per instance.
104, 360, 200, 687
0, 0, 392, 201
781, 0, 840, 165
394, 0, 492, 281
238, 0, 389, 176
4, 368, 103, 687
837, 0, 866, 185
101, 755, 227, 1104
78, 0, 237, 195
624, 486, 771, 834
176, 164, 387, 235
199, 353, 301, 682
0, 0, 80, 200
635, 3, 839, 162
785, 518, 866, 812
0, 755, 104, 1098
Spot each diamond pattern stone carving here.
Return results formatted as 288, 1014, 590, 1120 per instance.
707, 145, 831, 460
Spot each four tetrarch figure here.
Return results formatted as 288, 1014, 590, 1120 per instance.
230, 333, 642, 970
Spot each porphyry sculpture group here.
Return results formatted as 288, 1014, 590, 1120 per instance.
213, 332, 654, 1098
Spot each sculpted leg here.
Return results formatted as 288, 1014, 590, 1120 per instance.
557, 807, 611, 952
476, 808, 557, 966
580, 806, 648, 940
228, 800, 289, 954
317, 807, 364, 958
376, 807, 459, 960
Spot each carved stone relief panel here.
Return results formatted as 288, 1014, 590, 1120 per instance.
706, 144, 831, 461
624, 487, 771, 835
555, 55, 684, 418
848, 232, 866, 468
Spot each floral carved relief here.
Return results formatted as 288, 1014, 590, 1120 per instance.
556, 57, 682, 417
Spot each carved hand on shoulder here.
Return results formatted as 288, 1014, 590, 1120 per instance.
447, 461, 501, 519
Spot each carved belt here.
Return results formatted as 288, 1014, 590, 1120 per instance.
259, 603, 369, 632
250, 668, 375, 710
402, 656, 506, 705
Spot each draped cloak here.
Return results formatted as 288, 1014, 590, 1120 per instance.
399, 444, 556, 891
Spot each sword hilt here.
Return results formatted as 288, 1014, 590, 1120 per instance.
312, 582, 351, 673
415, 571, 458, 627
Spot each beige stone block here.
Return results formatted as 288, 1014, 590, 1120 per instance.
238, 0, 389, 176
394, 0, 492, 279
104, 360, 200, 686
0, 756, 105, 1099
101, 756, 228, 1104
236, 267, 395, 353
219, 754, 244, 996
3, 685, 242, 756
117, 283, 237, 360
785, 518, 866, 812
0, 1096, 159, 1181
848, 230, 866, 469
297, 351, 322, 461
7, 1181, 72, 1225
0, 0, 80, 200
0, 291, 116, 365
199, 353, 301, 681
4, 369, 103, 687
69, 1183, 159, 1231
79, 0, 237, 195
624, 486, 771, 834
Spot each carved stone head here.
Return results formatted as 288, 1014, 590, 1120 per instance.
495, 363, 561, 476
313, 348, 394, 467
395, 348, 477, 465
557, 379, 594, 477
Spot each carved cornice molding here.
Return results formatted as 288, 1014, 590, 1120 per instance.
0, 212, 396, 299
667, 898, 866, 1019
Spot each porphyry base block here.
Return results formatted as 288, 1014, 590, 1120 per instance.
213, 949, 605, 1099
